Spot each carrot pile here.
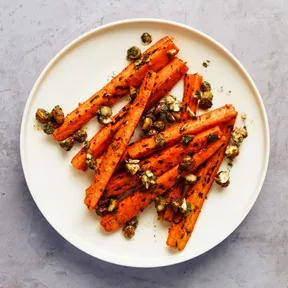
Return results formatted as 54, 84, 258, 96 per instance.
71, 57, 188, 171
85, 71, 156, 209
53, 36, 179, 141
38, 35, 245, 251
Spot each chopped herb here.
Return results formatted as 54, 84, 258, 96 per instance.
184, 174, 198, 185
154, 102, 168, 116
164, 95, 182, 113
202, 62, 208, 68
165, 112, 175, 123
73, 129, 87, 143
140, 170, 157, 189
225, 144, 239, 159
154, 196, 167, 212
134, 59, 143, 70
147, 129, 158, 136
85, 153, 96, 170
144, 111, 156, 121
179, 156, 195, 172
142, 117, 153, 131
164, 95, 177, 105
187, 107, 196, 119
51, 105, 64, 125
35, 108, 51, 124
168, 101, 182, 113
198, 91, 213, 109
123, 217, 138, 239
207, 133, 220, 144
123, 225, 135, 239
97, 106, 112, 125
231, 126, 248, 144
179, 124, 188, 133
59, 137, 74, 151
125, 159, 140, 175
153, 121, 166, 131
200, 81, 211, 92
127, 217, 138, 228
181, 134, 193, 145
95, 202, 109, 217
170, 198, 182, 212
126, 46, 141, 61
83, 140, 90, 152
155, 133, 166, 147
178, 199, 193, 216
42, 122, 55, 135
129, 86, 138, 98
214, 170, 230, 187
141, 32, 152, 45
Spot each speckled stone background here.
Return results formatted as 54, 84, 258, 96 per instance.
0, 0, 287, 287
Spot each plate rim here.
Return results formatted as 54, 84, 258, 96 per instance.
20, 18, 270, 268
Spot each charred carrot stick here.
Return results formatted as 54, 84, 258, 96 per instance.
83, 105, 236, 173
182, 74, 203, 120
166, 122, 235, 251
137, 126, 221, 175
166, 150, 225, 250
158, 183, 184, 222
71, 102, 131, 171
103, 126, 222, 199
53, 36, 179, 141
71, 58, 188, 171
120, 104, 237, 161
100, 136, 227, 232
85, 71, 156, 210
101, 166, 180, 232
145, 58, 189, 111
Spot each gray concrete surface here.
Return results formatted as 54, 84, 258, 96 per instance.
0, 0, 287, 287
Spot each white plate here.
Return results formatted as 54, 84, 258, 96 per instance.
20, 19, 269, 268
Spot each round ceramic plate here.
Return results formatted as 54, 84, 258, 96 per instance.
20, 19, 269, 267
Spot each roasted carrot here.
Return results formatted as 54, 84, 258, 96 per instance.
101, 166, 180, 232
53, 36, 179, 141
100, 136, 227, 232
166, 123, 234, 251
71, 102, 131, 171
182, 74, 203, 120
85, 71, 156, 210
103, 126, 222, 199
145, 58, 189, 111
120, 104, 237, 161
71, 58, 188, 171
158, 183, 184, 222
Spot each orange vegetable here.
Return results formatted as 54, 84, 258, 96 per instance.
182, 73, 203, 120
103, 126, 222, 199
166, 123, 235, 251
53, 36, 179, 141
145, 57, 189, 111
158, 183, 184, 222
71, 103, 130, 171
100, 136, 227, 232
85, 71, 156, 210
71, 58, 188, 171
120, 104, 237, 161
